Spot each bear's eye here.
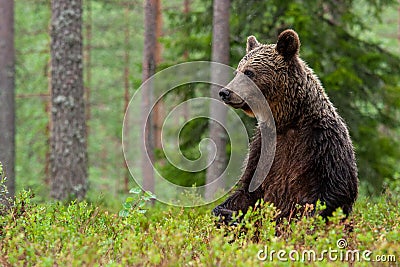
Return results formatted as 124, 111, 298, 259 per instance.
243, 70, 255, 78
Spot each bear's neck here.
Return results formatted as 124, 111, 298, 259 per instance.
273, 65, 336, 133
301, 69, 337, 120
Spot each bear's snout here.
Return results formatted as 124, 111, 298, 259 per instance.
219, 88, 231, 101
218, 88, 247, 110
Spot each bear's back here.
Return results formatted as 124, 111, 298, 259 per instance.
262, 97, 358, 219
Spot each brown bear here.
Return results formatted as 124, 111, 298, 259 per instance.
213, 29, 358, 223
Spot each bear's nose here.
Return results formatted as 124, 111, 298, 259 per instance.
219, 89, 230, 101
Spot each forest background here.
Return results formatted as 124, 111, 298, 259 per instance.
11, 0, 400, 207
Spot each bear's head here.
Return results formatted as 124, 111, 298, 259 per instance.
219, 29, 302, 120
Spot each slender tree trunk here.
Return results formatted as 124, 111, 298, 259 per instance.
0, 0, 16, 199
50, 0, 87, 200
153, 0, 163, 151
155, 0, 163, 65
181, 0, 190, 121
141, 0, 157, 194
205, 0, 230, 200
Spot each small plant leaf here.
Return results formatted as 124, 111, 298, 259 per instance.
118, 209, 130, 217
129, 188, 142, 194
144, 191, 156, 199
125, 196, 135, 203
123, 202, 132, 210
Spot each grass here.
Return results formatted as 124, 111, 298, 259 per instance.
0, 180, 399, 266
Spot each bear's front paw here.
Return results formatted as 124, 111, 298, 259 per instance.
212, 205, 238, 226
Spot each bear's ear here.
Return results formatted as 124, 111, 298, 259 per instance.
276, 29, 300, 59
246, 35, 260, 53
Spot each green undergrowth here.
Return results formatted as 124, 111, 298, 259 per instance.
0, 180, 399, 266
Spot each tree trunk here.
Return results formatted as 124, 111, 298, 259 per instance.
50, 0, 87, 200
205, 0, 230, 200
180, 0, 190, 122
155, 0, 163, 65
141, 0, 157, 194
153, 0, 163, 151
0, 0, 16, 199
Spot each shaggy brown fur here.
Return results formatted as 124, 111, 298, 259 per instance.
214, 30, 358, 223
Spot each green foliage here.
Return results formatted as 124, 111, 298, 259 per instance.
118, 187, 156, 217
162, 1, 213, 63
156, 116, 208, 187
163, 0, 400, 192
7, 2, 400, 264
14, 1, 51, 200
0, 162, 13, 214
0, 183, 399, 266
0, 162, 4, 186
12, 0, 400, 199
0, 163, 9, 215
14, 0, 145, 199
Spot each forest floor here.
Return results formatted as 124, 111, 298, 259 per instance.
0, 183, 399, 266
